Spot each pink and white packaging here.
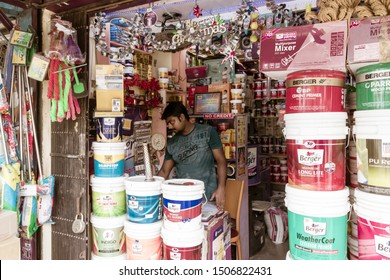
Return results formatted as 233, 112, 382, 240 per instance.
260, 21, 348, 80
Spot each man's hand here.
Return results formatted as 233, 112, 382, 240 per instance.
210, 187, 225, 210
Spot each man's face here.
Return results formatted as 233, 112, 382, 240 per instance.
166, 114, 185, 134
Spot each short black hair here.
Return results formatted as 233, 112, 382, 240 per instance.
161, 102, 190, 121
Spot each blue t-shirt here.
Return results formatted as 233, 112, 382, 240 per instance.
165, 123, 223, 199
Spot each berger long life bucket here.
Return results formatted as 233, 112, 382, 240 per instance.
92, 142, 126, 177
90, 214, 127, 257
161, 226, 204, 260
124, 220, 162, 260
91, 175, 126, 217
125, 176, 164, 224
284, 112, 349, 190
94, 112, 124, 142
355, 63, 390, 110
285, 185, 350, 260
353, 110, 390, 194
354, 188, 390, 260
286, 69, 346, 113
161, 179, 205, 231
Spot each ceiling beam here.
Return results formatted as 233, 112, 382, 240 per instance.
0, 0, 27, 9
0, 8, 13, 31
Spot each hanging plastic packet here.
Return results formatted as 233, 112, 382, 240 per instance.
21, 196, 39, 238
37, 175, 55, 225
0, 74, 9, 113
0, 161, 20, 211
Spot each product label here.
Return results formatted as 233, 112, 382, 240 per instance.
247, 147, 257, 178
164, 245, 202, 260
126, 194, 162, 223
297, 149, 324, 166
92, 226, 125, 257
92, 191, 126, 217
163, 198, 202, 223
356, 71, 390, 110
304, 218, 326, 236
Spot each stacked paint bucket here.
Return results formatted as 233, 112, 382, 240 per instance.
90, 113, 127, 260
124, 142, 164, 260
283, 69, 350, 260
160, 179, 205, 260
352, 62, 390, 260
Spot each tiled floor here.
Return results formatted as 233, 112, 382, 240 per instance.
250, 236, 289, 260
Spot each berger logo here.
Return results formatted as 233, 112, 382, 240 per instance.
304, 218, 326, 236
102, 230, 115, 241
168, 202, 181, 213
303, 141, 316, 148
298, 149, 324, 166
374, 235, 390, 258
386, 226, 390, 234
104, 118, 115, 125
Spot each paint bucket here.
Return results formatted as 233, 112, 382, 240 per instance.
355, 62, 390, 110
353, 110, 390, 194
91, 252, 127, 260
284, 112, 349, 190
161, 226, 204, 260
285, 184, 350, 260
125, 176, 164, 223
94, 112, 123, 142
91, 175, 126, 217
286, 69, 346, 113
90, 214, 127, 257
92, 142, 126, 177
159, 78, 169, 89
124, 220, 162, 260
354, 188, 390, 260
158, 67, 168, 79
286, 251, 294, 260
161, 179, 205, 231
348, 235, 359, 260
248, 144, 261, 186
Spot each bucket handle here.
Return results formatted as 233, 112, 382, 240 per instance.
202, 192, 208, 206
347, 203, 353, 222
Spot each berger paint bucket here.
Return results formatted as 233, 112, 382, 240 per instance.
285, 69, 346, 113
125, 176, 164, 223
353, 110, 390, 194
92, 142, 126, 177
161, 179, 205, 230
124, 220, 162, 260
94, 112, 124, 142
354, 188, 390, 260
285, 185, 350, 260
90, 214, 126, 257
91, 252, 127, 260
284, 112, 349, 190
161, 226, 204, 260
91, 175, 126, 217
355, 62, 390, 110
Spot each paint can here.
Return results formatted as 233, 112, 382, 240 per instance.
94, 112, 123, 142
90, 175, 126, 217
348, 235, 359, 260
284, 112, 349, 190
125, 176, 164, 224
161, 179, 205, 231
354, 188, 390, 260
285, 184, 350, 260
355, 62, 390, 110
286, 69, 346, 113
248, 144, 261, 186
124, 220, 162, 260
353, 109, 390, 194
92, 142, 126, 177
161, 226, 204, 260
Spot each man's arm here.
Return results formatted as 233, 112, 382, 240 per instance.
210, 148, 227, 209
157, 159, 175, 179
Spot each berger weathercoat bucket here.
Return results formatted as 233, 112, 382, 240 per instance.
92, 142, 126, 177
125, 176, 164, 223
91, 175, 126, 217
285, 185, 350, 260
354, 188, 390, 260
286, 70, 346, 113
94, 112, 124, 142
284, 112, 349, 190
353, 110, 390, 194
124, 220, 162, 260
355, 62, 390, 110
161, 179, 205, 230
161, 226, 204, 260
90, 214, 126, 257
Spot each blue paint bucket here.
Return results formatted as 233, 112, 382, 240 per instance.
92, 142, 126, 177
94, 112, 124, 142
125, 176, 164, 223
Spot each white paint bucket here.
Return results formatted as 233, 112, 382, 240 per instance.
91, 175, 126, 217
92, 142, 126, 177
354, 188, 390, 260
161, 179, 205, 231
285, 184, 350, 260
90, 214, 126, 257
124, 220, 162, 260
158, 67, 168, 79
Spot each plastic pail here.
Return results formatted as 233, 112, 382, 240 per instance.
125, 176, 164, 223
92, 142, 126, 177
284, 112, 349, 190
354, 188, 390, 260
161, 179, 205, 230
94, 113, 123, 142
124, 220, 162, 260
285, 184, 350, 260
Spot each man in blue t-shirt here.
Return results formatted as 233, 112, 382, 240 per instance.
157, 102, 227, 209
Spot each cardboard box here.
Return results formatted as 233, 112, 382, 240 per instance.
208, 83, 231, 113
348, 16, 390, 74
0, 236, 20, 260
260, 21, 348, 80
95, 64, 124, 111
0, 210, 18, 242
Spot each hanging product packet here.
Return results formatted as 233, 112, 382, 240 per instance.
21, 196, 39, 238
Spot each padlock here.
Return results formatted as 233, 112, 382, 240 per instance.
72, 213, 86, 234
